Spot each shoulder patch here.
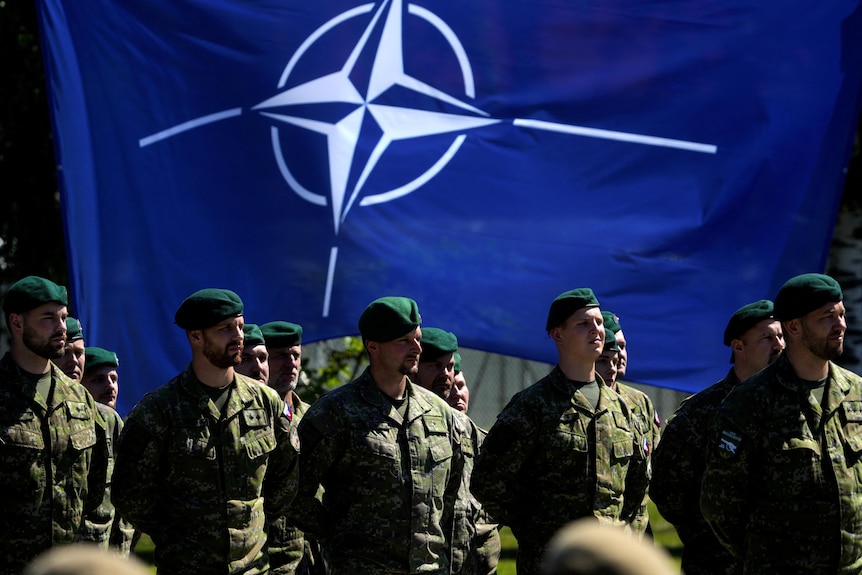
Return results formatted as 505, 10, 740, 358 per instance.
717, 429, 742, 459
289, 425, 301, 453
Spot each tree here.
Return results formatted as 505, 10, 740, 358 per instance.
0, 1, 68, 289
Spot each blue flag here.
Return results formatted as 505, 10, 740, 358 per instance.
37, 0, 862, 414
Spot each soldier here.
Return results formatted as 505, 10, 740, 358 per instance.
292, 297, 465, 575
0, 276, 108, 575
259, 321, 315, 575
414, 328, 488, 575
601, 312, 661, 455
651, 299, 782, 575
55, 316, 86, 382
472, 288, 648, 575
112, 288, 299, 574
701, 274, 862, 572
446, 352, 502, 575
595, 327, 651, 534
78, 346, 135, 555
237, 324, 269, 384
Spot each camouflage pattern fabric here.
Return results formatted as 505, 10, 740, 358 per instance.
471, 512, 502, 575
112, 366, 299, 575
650, 369, 742, 575
292, 368, 464, 575
266, 391, 313, 575
615, 382, 659, 534
79, 402, 136, 555
471, 366, 648, 575
454, 423, 500, 575
0, 354, 108, 575
450, 409, 481, 575
701, 354, 862, 573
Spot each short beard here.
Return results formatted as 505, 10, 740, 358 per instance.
802, 328, 843, 362
203, 341, 242, 369
23, 327, 65, 360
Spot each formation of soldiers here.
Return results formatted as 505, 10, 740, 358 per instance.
0, 272, 859, 575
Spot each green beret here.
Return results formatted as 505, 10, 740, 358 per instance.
420, 327, 458, 361
774, 273, 843, 321
174, 288, 243, 330
84, 346, 119, 371
66, 317, 84, 342
260, 321, 302, 348
603, 328, 620, 352
3, 276, 68, 314
358, 296, 422, 342
545, 288, 600, 332
723, 300, 775, 345
243, 324, 266, 348
453, 352, 462, 374
601, 310, 621, 333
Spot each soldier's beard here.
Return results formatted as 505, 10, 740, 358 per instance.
23, 326, 65, 360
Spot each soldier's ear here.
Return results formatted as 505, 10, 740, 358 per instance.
731, 338, 744, 356
7, 312, 24, 334
782, 318, 802, 339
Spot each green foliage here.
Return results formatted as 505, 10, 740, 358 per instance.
296, 337, 367, 403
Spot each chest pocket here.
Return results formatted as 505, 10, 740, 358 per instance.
66, 401, 97, 451
767, 414, 822, 496
550, 412, 589, 453
842, 401, 862, 462
241, 408, 276, 459
0, 411, 44, 450
424, 415, 453, 465
353, 423, 400, 460
172, 418, 216, 460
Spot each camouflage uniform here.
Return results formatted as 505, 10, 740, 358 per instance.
267, 391, 314, 575
112, 366, 299, 575
466, 426, 501, 575
293, 368, 464, 575
472, 367, 648, 575
615, 382, 659, 534
701, 354, 862, 573
450, 409, 484, 575
79, 402, 136, 555
0, 355, 108, 575
650, 369, 742, 575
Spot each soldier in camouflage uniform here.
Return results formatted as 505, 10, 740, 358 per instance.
293, 297, 465, 575
651, 299, 783, 575
55, 327, 136, 556
0, 276, 108, 575
258, 321, 321, 575
472, 288, 648, 575
112, 288, 300, 575
78, 346, 136, 554
237, 324, 270, 384
594, 328, 650, 534
447, 354, 502, 575
414, 328, 489, 575
701, 274, 862, 573
600, 312, 661, 453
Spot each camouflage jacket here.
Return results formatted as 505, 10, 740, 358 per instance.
293, 368, 464, 575
471, 367, 648, 575
0, 354, 108, 575
112, 366, 299, 575
651, 369, 741, 575
614, 382, 659, 534
267, 391, 312, 575
79, 403, 135, 555
450, 409, 482, 575
701, 354, 862, 574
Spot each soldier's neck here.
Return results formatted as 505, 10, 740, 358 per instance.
11, 344, 51, 376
